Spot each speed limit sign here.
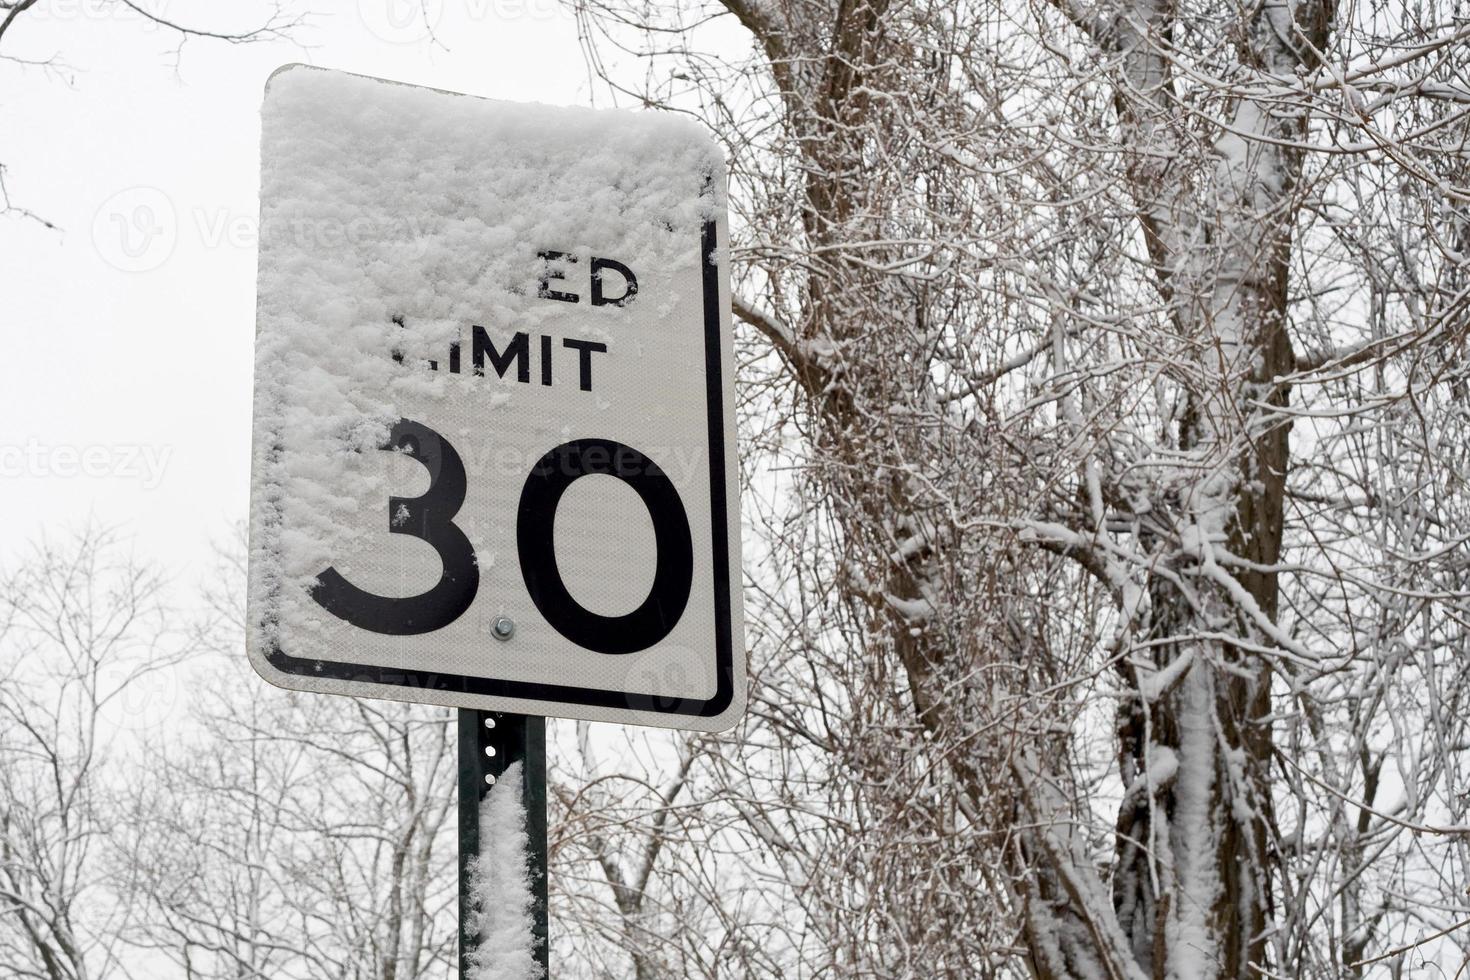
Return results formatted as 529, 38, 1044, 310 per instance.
246, 66, 744, 731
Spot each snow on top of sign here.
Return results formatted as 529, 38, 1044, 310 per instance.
465, 761, 543, 980
249, 65, 720, 646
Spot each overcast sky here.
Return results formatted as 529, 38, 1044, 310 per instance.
2, 0, 603, 595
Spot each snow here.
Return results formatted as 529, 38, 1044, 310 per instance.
465, 761, 544, 980
1166, 662, 1220, 979
1144, 745, 1179, 789
1137, 651, 1193, 702
883, 592, 933, 622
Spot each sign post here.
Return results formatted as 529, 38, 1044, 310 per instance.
459, 710, 547, 976
248, 63, 743, 978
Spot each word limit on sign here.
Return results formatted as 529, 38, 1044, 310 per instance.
398, 326, 608, 393
395, 251, 634, 391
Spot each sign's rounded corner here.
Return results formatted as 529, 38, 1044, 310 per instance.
263, 62, 313, 98
701, 696, 746, 734
245, 638, 302, 692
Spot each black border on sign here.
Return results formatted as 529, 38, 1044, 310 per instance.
266, 215, 734, 718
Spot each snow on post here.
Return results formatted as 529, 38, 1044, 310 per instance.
465, 761, 543, 980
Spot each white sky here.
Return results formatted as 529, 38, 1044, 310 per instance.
1, 0, 599, 594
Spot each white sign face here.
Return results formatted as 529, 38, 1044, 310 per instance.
246, 65, 743, 732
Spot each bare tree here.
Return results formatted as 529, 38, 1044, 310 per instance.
548, 723, 706, 980
118, 539, 460, 980
122, 685, 460, 980
560, 1, 1470, 976
0, 0, 304, 228
0, 528, 183, 980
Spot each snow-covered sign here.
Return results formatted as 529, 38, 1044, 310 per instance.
246, 65, 743, 732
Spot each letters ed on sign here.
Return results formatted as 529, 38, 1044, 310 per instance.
245, 65, 744, 732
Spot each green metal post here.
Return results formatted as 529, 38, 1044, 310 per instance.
459, 709, 549, 976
